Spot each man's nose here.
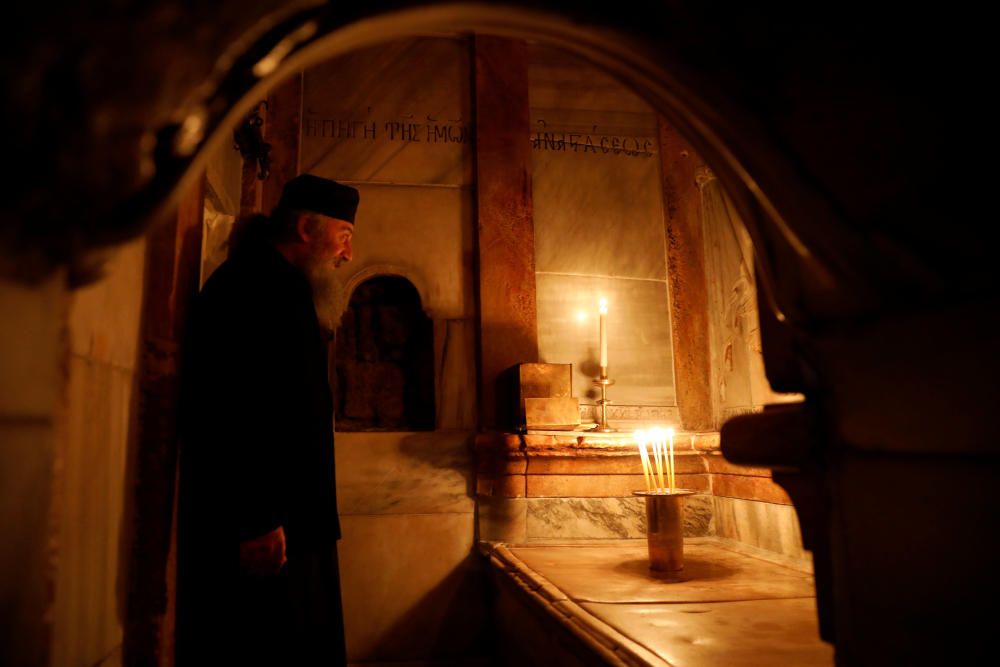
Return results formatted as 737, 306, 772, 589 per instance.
341, 240, 352, 262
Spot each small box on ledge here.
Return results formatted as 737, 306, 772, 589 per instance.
524, 397, 581, 430
502, 363, 576, 431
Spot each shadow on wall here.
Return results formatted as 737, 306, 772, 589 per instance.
346, 551, 493, 663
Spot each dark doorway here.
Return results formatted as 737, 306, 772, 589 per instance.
334, 275, 435, 431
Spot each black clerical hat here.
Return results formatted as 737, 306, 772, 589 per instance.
277, 174, 360, 224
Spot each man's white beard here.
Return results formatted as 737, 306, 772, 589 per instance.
302, 257, 347, 337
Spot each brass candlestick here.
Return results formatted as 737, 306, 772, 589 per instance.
589, 367, 615, 432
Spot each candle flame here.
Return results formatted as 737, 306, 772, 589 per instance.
599, 297, 608, 315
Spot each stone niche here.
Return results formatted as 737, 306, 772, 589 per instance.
335, 275, 435, 431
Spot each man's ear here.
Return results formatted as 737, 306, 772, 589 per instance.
293, 213, 312, 243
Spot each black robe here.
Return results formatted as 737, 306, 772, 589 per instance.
176, 238, 344, 665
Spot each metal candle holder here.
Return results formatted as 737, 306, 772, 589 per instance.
633, 489, 697, 574
588, 367, 615, 432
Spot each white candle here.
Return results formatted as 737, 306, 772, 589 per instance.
667, 427, 676, 492
599, 298, 608, 370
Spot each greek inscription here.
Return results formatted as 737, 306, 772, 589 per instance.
529, 119, 655, 157
306, 114, 469, 145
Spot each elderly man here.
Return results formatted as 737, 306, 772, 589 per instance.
177, 174, 357, 666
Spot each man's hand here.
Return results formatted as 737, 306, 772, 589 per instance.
239, 526, 287, 576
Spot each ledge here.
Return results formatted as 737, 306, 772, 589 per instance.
475, 431, 790, 504
483, 537, 830, 666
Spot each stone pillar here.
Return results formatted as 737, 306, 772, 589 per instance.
123, 174, 204, 667
658, 117, 714, 431
473, 36, 538, 429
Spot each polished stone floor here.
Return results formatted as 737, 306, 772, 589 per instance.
492, 537, 833, 666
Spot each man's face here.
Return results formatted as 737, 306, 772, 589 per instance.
298, 213, 354, 334
305, 214, 354, 269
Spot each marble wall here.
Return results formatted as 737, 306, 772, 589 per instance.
0, 272, 68, 667
334, 431, 488, 662
529, 43, 676, 410
701, 177, 801, 422
50, 238, 146, 666
711, 496, 808, 561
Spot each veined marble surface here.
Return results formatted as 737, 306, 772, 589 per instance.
302, 37, 472, 186
335, 431, 474, 515
508, 539, 815, 603
711, 496, 806, 560
340, 183, 475, 321
583, 598, 832, 667
525, 494, 712, 541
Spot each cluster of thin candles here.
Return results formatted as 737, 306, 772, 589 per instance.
635, 427, 677, 494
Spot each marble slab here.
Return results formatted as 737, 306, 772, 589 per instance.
524, 494, 711, 541
581, 598, 833, 667
508, 539, 815, 604
338, 513, 486, 662
335, 431, 475, 515
67, 238, 145, 369
531, 126, 667, 281
528, 42, 653, 115
526, 497, 645, 540
433, 318, 477, 430
302, 37, 472, 186
340, 183, 474, 321
711, 496, 807, 560
536, 273, 675, 406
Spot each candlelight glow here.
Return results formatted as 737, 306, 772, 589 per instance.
575, 310, 587, 323
599, 297, 608, 314
636, 426, 677, 493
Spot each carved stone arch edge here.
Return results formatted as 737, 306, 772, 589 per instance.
341, 264, 435, 319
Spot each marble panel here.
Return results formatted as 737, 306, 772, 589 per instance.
340, 184, 474, 320
52, 358, 132, 667
536, 273, 675, 406
528, 42, 652, 115
0, 274, 66, 417
433, 318, 477, 430
477, 497, 527, 544
527, 497, 646, 541
524, 494, 712, 542
302, 37, 472, 186
0, 419, 55, 667
508, 539, 814, 604
711, 496, 807, 560
582, 598, 832, 667
476, 474, 525, 499
531, 120, 666, 280
67, 238, 145, 368
338, 513, 487, 662
334, 432, 475, 516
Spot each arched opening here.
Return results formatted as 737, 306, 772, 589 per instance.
334, 275, 435, 431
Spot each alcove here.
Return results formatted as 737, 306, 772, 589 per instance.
334, 275, 435, 431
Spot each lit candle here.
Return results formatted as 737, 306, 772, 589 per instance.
599, 298, 608, 371
635, 430, 653, 492
667, 427, 676, 492
651, 427, 666, 491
